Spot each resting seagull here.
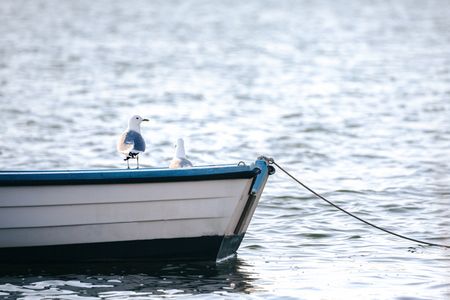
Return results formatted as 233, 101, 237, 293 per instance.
169, 138, 193, 168
117, 115, 149, 169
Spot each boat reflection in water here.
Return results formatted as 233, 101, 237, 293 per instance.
0, 257, 258, 298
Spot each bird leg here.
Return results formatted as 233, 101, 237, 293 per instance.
124, 156, 130, 169
124, 153, 140, 169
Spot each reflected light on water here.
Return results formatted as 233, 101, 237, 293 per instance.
0, 0, 450, 299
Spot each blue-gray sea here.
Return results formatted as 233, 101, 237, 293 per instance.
1, 0, 449, 299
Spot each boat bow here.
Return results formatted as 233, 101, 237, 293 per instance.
0, 158, 273, 262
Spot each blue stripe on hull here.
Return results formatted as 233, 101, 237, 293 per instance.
0, 166, 257, 186
0, 234, 245, 263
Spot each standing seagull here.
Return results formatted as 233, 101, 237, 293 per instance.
169, 138, 193, 168
117, 115, 149, 169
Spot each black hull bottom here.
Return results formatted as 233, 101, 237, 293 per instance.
0, 234, 245, 264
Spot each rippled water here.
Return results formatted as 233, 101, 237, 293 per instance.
1, 0, 450, 299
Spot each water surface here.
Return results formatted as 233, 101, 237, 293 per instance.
0, 0, 449, 299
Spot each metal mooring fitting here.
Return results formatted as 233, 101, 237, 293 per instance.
257, 156, 276, 175
257, 156, 274, 164
268, 165, 276, 175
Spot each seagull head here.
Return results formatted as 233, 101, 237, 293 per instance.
175, 138, 186, 158
128, 115, 149, 132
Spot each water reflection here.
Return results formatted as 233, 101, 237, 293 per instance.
0, 258, 257, 298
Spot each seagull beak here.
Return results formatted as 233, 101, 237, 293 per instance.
142, 118, 149, 122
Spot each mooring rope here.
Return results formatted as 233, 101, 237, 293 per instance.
265, 158, 450, 249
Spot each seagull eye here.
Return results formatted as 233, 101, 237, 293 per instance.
136, 117, 139, 119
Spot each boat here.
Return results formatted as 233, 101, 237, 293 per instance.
0, 157, 274, 263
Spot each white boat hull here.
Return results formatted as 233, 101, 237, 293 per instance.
0, 159, 272, 262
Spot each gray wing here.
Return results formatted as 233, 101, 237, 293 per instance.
178, 158, 193, 168
126, 130, 145, 152
117, 130, 146, 154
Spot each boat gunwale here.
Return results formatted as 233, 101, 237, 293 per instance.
0, 164, 259, 186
